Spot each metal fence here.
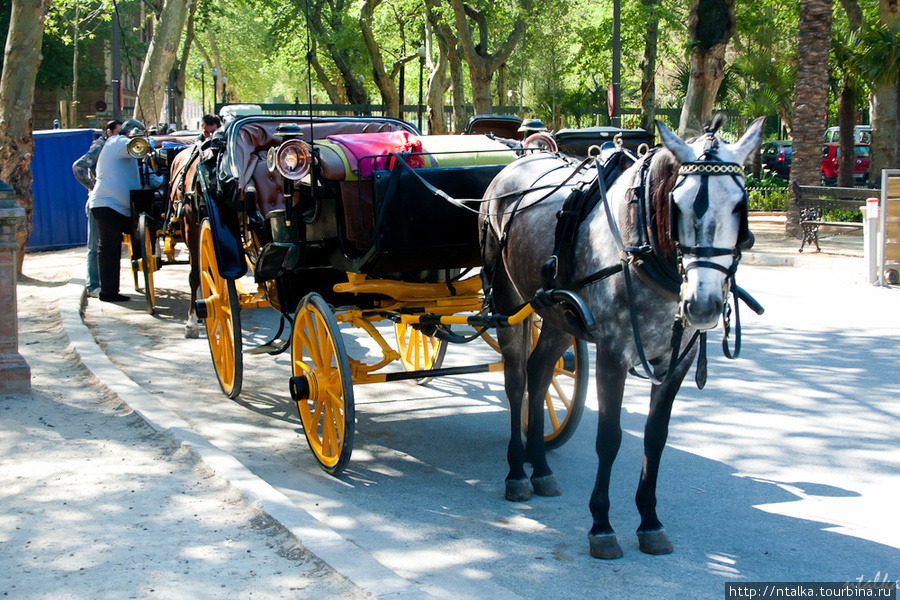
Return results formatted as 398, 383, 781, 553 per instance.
747, 186, 789, 212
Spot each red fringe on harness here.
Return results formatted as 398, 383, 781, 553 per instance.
327, 131, 425, 179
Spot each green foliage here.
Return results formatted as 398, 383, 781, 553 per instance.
746, 172, 789, 212
823, 209, 863, 222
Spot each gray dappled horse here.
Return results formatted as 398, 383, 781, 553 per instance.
480, 116, 764, 559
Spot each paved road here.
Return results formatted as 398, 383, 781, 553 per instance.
77, 255, 899, 599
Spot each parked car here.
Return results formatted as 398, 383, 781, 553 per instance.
760, 140, 792, 179
824, 125, 871, 144
820, 142, 870, 186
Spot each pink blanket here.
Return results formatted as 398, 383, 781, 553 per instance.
326, 130, 425, 179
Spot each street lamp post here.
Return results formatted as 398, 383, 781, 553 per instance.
199, 62, 205, 114
417, 44, 426, 132
222, 76, 227, 104
211, 67, 218, 111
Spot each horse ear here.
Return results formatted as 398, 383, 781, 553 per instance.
656, 120, 694, 164
730, 116, 766, 164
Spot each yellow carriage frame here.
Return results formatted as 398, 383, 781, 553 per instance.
192, 117, 589, 475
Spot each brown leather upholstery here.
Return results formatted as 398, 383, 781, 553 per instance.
228, 119, 413, 222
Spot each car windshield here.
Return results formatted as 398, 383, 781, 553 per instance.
855, 146, 870, 157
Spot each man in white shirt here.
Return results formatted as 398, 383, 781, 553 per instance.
73, 119, 122, 297
88, 119, 163, 302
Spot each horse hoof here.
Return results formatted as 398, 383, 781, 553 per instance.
184, 326, 200, 339
588, 533, 623, 559
505, 479, 531, 502
531, 474, 561, 497
637, 528, 674, 555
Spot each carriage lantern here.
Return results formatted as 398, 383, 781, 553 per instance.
267, 123, 312, 181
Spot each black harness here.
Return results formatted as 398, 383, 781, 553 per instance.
524, 135, 764, 388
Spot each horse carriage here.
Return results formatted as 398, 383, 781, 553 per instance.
170, 114, 589, 475
156, 111, 766, 558
124, 132, 200, 313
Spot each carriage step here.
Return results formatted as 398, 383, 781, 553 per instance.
246, 339, 289, 355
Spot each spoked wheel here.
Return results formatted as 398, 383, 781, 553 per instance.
198, 218, 242, 398
395, 323, 447, 385
290, 293, 354, 476
138, 213, 157, 314
530, 319, 588, 450
123, 234, 140, 292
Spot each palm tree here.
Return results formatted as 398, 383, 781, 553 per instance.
853, 20, 900, 185
831, 29, 869, 187
787, 0, 832, 237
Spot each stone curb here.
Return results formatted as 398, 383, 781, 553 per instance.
58, 278, 439, 600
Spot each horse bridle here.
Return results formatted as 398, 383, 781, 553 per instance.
669, 156, 751, 278
665, 147, 760, 383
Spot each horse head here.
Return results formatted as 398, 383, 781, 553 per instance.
656, 116, 764, 330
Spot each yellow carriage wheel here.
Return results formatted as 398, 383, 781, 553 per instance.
198, 219, 243, 398
291, 293, 354, 475
123, 233, 140, 292
138, 213, 157, 314
394, 323, 447, 385
483, 318, 588, 449
529, 319, 588, 450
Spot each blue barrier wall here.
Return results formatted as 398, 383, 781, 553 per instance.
28, 128, 101, 251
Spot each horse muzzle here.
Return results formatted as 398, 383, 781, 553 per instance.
681, 280, 724, 330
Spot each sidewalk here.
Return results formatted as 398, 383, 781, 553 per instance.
743, 214, 865, 271
2, 252, 374, 600
1, 219, 872, 599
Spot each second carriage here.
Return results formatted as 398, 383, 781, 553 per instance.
187, 114, 589, 475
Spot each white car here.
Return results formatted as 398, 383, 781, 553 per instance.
824, 125, 871, 144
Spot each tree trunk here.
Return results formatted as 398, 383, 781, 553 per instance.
359, 0, 401, 117
133, 0, 189, 125
0, 0, 49, 274
424, 6, 450, 135
305, 1, 366, 106
448, 0, 530, 116
436, 21, 467, 133
838, 81, 857, 187
787, 0, 832, 237
871, 82, 898, 179
871, 0, 900, 182
638, 0, 659, 137
174, 0, 198, 128
71, 2, 80, 126
308, 39, 342, 104
678, 0, 736, 136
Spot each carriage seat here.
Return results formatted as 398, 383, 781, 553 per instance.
312, 133, 517, 246
312, 133, 517, 182
227, 119, 415, 219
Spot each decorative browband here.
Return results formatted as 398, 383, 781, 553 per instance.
678, 162, 745, 176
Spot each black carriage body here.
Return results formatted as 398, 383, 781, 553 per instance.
205, 114, 516, 309
360, 163, 499, 274
554, 127, 653, 158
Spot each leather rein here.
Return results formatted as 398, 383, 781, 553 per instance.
531, 143, 764, 388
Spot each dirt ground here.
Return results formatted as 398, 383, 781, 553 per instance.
1, 248, 372, 600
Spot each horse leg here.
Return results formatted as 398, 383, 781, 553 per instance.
635, 349, 695, 555
183, 208, 202, 339
588, 350, 627, 559
523, 325, 571, 497
499, 320, 532, 502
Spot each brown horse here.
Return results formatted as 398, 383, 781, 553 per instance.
167, 145, 204, 338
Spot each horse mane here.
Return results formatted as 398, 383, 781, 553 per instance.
646, 114, 726, 262
648, 148, 680, 262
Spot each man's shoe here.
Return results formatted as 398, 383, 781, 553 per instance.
99, 293, 130, 303
86, 288, 100, 298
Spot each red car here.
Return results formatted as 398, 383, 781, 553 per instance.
821, 142, 869, 186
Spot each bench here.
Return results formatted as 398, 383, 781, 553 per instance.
791, 182, 873, 252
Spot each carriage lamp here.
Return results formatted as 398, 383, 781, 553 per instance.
273, 139, 312, 181
126, 136, 152, 158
